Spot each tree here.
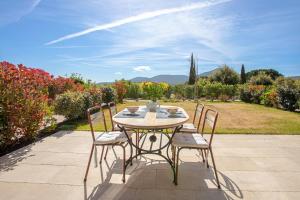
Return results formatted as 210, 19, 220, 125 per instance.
246, 69, 282, 81
249, 72, 273, 86
240, 64, 246, 84
209, 65, 239, 85
188, 53, 196, 85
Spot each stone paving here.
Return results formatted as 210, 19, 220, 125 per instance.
1, 131, 300, 200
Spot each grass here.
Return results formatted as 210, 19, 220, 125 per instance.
58, 101, 300, 135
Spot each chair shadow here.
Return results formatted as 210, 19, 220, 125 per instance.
83, 153, 243, 200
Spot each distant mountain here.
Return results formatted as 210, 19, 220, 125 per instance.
199, 68, 219, 77
131, 75, 188, 85
98, 68, 218, 85
288, 76, 300, 80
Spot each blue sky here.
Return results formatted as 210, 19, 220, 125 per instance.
1, 0, 300, 82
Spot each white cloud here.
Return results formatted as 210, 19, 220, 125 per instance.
45, 0, 231, 45
133, 66, 151, 72
114, 72, 122, 75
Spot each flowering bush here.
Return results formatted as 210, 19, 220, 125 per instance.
240, 84, 265, 104
54, 88, 101, 119
142, 82, 164, 101
101, 87, 115, 103
114, 81, 127, 103
126, 82, 141, 99
261, 88, 278, 107
48, 76, 83, 101
0, 61, 52, 149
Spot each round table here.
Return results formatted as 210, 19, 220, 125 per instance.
113, 105, 189, 184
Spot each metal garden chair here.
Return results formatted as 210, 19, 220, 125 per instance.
171, 108, 221, 188
84, 105, 132, 183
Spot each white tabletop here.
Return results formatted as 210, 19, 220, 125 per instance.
113, 105, 189, 129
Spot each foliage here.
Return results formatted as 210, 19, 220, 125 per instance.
142, 82, 164, 101
246, 69, 282, 80
69, 73, 85, 85
101, 87, 115, 103
0, 61, 52, 150
240, 84, 265, 104
54, 89, 101, 119
48, 76, 83, 100
209, 65, 239, 85
173, 84, 185, 99
275, 78, 299, 111
54, 92, 86, 119
261, 88, 278, 107
188, 53, 197, 85
114, 80, 127, 103
249, 72, 273, 86
203, 82, 223, 101
240, 64, 246, 84
126, 82, 141, 99
184, 85, 195, 99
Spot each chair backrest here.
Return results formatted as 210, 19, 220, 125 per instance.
87, 105, 108, 141
193, 102, 205, 130
200, 108, 218, 147
108, 102, 117, 131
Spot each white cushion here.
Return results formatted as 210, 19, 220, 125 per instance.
180, 123, 197, 133
94, 131, 132, 145
172, 133, 208, 148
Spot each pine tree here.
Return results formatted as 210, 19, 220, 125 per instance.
188, 53, 196, 85
240, 64, 246, 84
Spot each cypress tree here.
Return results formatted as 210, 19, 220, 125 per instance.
240, 64, 246, 84
188, 53, 196, 85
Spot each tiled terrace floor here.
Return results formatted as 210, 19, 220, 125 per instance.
1, 131, 300, 200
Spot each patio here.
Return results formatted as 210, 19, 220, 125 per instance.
1, 131, 300, 200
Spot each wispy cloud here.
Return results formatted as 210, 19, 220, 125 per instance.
45, 0, 231, 45
114, 72, 122, 75
133, 66, 151, 72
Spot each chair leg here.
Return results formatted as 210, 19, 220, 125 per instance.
122, 145, 126, 183
104, 146, 109, 160
84, 145, 94, 182
174, 147, 180, 185
99, 146, 105, 164
204, 149, 209, 168
209, 147, 221, 189
199, 149, 205, 163
94, 146, 98, 167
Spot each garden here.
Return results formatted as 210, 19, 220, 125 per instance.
1, 61, 300, 155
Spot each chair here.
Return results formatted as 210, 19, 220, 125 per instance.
84, 105, 132, 183
172, 108, 221, 188
108, 102, 132, 131
180, 102, 204, 133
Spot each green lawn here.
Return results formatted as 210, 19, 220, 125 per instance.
58, 101, 300, 135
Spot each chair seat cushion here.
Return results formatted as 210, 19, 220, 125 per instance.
172, 133, 208, 148
94, 131, 132, 144
180, 123, 197, 133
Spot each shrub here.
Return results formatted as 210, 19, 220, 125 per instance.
101, 87, 115, 103
173, 84, 185, 99
204, 82, 223, 101
209, 65, 239, 85
54, 88, 102, 120
48, 76, 83, 101
240, 84, 265, 104
275, 78, 299, 111
142, 82, 164, 101
261, 88, 278, 107
219, 84, 237, 101
246, 69, 282, 81
126, 82, 141, 99
114, 81, 127, 103
0, 61, 52, 149
54, 92, 86, 119
184, 85, 195, 99
249, 72, 273, 86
